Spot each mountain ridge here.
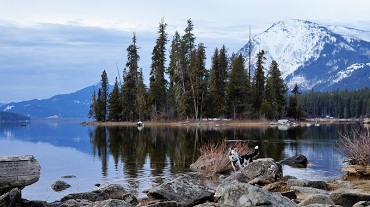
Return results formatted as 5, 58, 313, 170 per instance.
240, 19, 370, 91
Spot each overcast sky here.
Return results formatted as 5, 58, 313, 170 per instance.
1, 0, 370, 103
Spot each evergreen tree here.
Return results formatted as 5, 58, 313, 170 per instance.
108, 77, 121, 121
179, 19, 196, 118
265, 60, 288, 119
121, 33, 140, 121
100, 70, 109, 121
251, 50, 266, 116
166, 31, 181, 118
148, 19, 168, 120
136, 68, 147, 121
189, 43, 208, 120
226, 54, 249, 119
208, 45, 228, 118
287, 83, 303, 120
88, 90, 97, 119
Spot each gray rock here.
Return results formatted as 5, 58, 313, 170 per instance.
144, 200, 178, 207
194, 202, 229, 207
224, 158, 283, 184
147, 174, 215, 206
330, 192, 370, 207
287, 179, 327, 190
214, 180, 297, 207
280, 154, 308, 168
91, 199, 134, 207
58, 199, 93, 207
0, 188, 22, 207
21, 199, 48, 207
61, 184, 137, 205
298, 194, 335, 206
0, 155, 41, 191
353, 201, 370, 207
290, 186, 329, 201
51, 180, 71, 192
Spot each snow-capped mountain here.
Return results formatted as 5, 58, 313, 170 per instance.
240, 19, 370, 91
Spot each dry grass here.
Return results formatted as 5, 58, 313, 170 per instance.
196, 141, 252, 174
338, 129, 370, 166
199, 141, 252, 156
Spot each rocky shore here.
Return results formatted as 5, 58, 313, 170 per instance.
2, 155, 370, 206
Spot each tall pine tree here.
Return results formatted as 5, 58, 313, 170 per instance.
167, 31, 181, 118
252, 50, 266, 116
148, 19, 168, 120
108, 77, 121, 121
121, 33, 140, 121
265, 60, 288, 119
227, 54, 249, 119
208, 45, 228, 118
189, 43, 208, 120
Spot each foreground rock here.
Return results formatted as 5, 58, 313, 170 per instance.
330, 192, 370, 207
0, 155, 40, 193
214, 180, 297, 207
147, 174, 215, 206
224, 158, 283, 184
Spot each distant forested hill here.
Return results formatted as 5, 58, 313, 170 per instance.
0, 111, 31, 123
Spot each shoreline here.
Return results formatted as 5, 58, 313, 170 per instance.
81, 118, 360, 128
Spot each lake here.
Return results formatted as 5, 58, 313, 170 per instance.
0, 120, 357, 202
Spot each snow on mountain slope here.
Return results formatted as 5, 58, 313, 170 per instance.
240, 19, 370, 91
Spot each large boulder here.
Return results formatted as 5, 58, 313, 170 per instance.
214, 180, 297, 207
61, 184, 138, 205
291, 186, 329, 201
0, 155, 40, 193
298, 194, 335, 206
330, 192, 370, 207
147, 174, 215, 206
224, 158, 283, 184
280, 154, 308, 168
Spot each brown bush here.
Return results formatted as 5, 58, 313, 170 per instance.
195, 141, 252, 174
338, 129, 370, 166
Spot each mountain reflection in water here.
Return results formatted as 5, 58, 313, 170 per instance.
0, 121, 358, 202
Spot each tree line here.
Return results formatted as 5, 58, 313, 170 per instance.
88, 18, 289, 122
300, 88, 370, 119
88, 18, 370, 122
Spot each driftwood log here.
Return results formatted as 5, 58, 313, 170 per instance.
0, 155, 41, 192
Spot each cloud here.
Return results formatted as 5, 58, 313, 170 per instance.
0, 22, 158, 102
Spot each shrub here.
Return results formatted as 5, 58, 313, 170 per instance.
195, 141, 252, 174
338, 129, 370, 166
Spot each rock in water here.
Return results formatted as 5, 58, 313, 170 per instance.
280, 154, 308, 168
0, 155, 40, 192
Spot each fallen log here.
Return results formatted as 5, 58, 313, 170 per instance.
342, 165, 370, 176
0, 155, 41, 192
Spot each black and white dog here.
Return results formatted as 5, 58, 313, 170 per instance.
228, 146, 259, 171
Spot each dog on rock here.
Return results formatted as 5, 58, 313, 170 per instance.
228, 146, 259, 171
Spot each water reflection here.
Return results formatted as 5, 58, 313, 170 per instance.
0, 122, 359, 201
89, 124, 354, 185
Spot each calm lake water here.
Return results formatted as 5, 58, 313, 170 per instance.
0, 120, 359, 202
